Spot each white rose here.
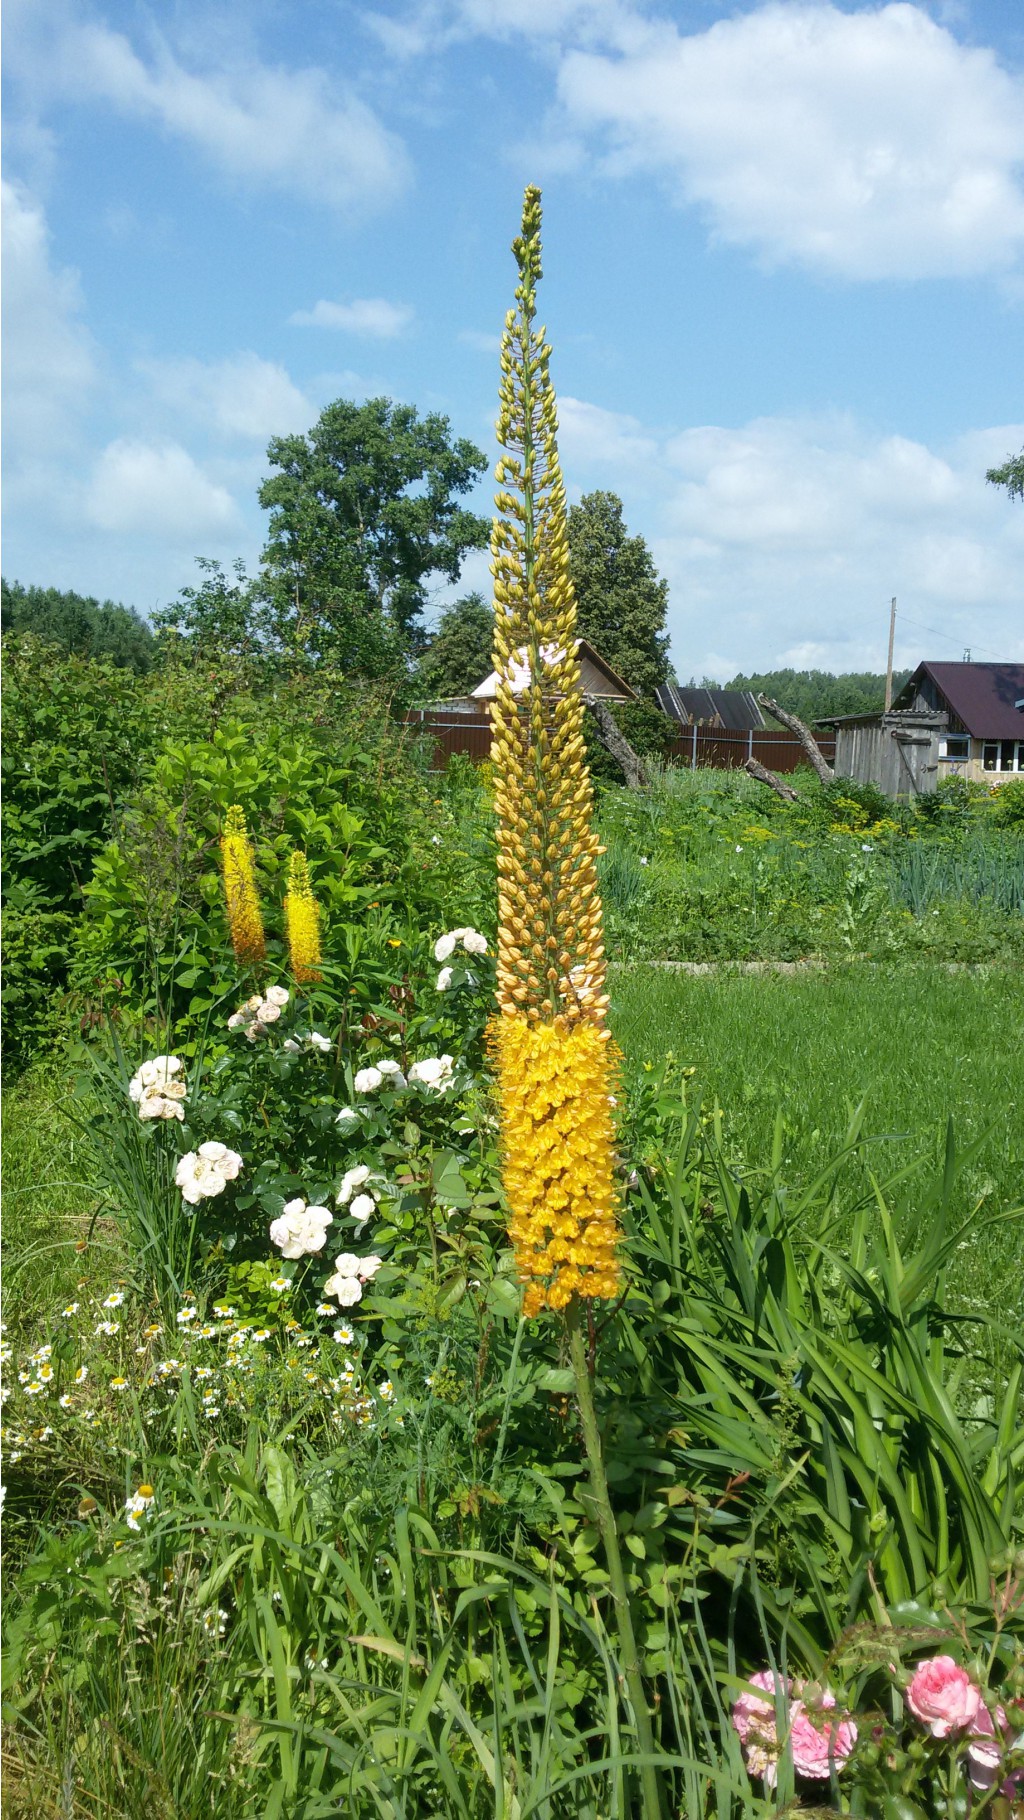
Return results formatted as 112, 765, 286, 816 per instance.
138, 1090, 185, 1122
436, 967, 453, 991
198, 1141, 243, 1181
462, 930, 488, 956
434, 933, 457, 962
227, 1011, 248, 1030
308, 1032, 332, 1053
377, 1059, 403, 1077
176, 1151, 230, 1204
354, 1066, 384, 1094
332, 1252, 365, 1278
270, 1199, 333, 1258
358, 1255, 383, 1281
265, 986, 290, 1008
258, 1002, 282, 1024
283, 1038, 301, 1053
349, 1193, 376, 1228
337, 1165, 371, 1205
408, 1055, 454, 1089
335, 1106, 360, 1127
324, 1274, 363, 1306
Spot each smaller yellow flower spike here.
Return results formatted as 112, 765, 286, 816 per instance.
221, 805, 265, 967
284, 851, 322, 984
493, 1018, 621, 1314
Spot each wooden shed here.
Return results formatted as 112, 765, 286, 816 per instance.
817, 709, 946, 797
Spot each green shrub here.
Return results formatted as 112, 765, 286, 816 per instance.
993, 775, 1024, 827
73, 717, 443, 1036
0, 909, 77, 1068
1, 635, 149, 915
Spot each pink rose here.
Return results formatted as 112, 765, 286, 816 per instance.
789, 1698, 858, 1779
733, 1670, 788, 1784
732, 1670, 787, 1744
967, 1704, 1023, 1799
905, 1656, 982, 1738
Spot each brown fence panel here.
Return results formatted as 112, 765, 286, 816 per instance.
665, 728, 835, 774
405, 712, 493, 770
407, 713, 835, 775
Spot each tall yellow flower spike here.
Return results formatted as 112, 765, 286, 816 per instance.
284, 851, 322, 984
490, 186, 621, 1317
221, 805, 265, 967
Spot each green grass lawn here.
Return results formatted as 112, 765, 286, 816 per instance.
611, 960, 1024, 1317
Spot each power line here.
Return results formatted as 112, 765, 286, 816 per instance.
892, 612, 1007, 662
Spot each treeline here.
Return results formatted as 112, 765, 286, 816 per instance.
1, 580, 155, 674
720, 668, 912, 722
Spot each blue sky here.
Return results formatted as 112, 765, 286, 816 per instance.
4, 0, 1023, 679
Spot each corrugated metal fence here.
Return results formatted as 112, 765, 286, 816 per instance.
405, 711, 835, 775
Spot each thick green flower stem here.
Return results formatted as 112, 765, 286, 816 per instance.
566, 1298, 664, 1820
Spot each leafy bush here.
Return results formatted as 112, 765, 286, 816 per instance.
1, 636, 151, 1065
993, 776, 1024, 828
1, 635, 149, 914
0, 909, 77, 1067
73, 716, 445, 1037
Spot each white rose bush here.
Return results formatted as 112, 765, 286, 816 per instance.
72, 897, 497, 1329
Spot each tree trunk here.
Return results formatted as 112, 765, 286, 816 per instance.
744, 756, 802, 801
757, 695, 834, 783
584, 695, 649, 789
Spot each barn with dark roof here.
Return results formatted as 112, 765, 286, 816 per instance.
891, 661, 1024, 783
818, 661, 1024, 795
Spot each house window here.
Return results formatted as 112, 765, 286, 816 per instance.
982, 740, 1024, 772
939, 735, 970, 761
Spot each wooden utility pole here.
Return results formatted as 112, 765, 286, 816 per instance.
884, 597, 897, 711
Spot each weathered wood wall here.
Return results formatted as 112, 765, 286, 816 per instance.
833, 716, 943, 796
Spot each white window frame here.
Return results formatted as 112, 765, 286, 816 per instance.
981, 739, 1024, 773
939, 734, 970, 762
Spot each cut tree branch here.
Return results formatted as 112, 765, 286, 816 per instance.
744, 756, 802, 801
584, 695, 649, 789
757, 695, 834, 783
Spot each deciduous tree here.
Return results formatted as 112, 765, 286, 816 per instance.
986, 448, 1024, 502
417, 592, 494, 699
567, 491, 670, 697
257, 398, 490, 676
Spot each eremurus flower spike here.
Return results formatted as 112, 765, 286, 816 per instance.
488, 192, 662, 1815
284, 851, 322, 984
221, 806, 265, 967
489, 186, 621, 1316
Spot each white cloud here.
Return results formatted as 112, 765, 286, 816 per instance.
11, 13, 409, 218
86, 440, 241, 541
1, 180, 96, 457
141, 352, 311, 440
365, 0, 639, 58
557, 2, 1024, 279
289, 297, 415, 337
458, 328, 503, 354
558, 396, 658, 469
559, 403, 1024, 671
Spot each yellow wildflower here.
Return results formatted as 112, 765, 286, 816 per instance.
284, 851, 322, 984
489, 187, 621, 1309
221, 806, 265, 966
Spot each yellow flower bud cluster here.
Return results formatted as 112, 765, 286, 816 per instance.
221, 805, 266, 967
490, 185, 608, 1030
492, 1019, 621, 1315
284, 851, 322, 984
489, 187, 621, 1312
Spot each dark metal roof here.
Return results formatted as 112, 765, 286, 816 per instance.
655, 683, 765, 731
892, 662, 1024, 738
